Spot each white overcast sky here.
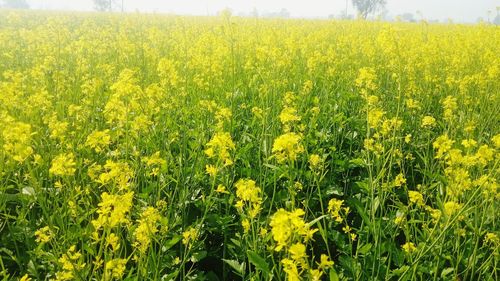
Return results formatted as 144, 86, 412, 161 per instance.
27, 0, 499, 22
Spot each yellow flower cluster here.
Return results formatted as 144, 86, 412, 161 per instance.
433, 135, 454, 159
269, 208, 317, 251
142, 151, 167, 176
133, 207, 161, 253
402, 242, 417, 254
45, 114, 69, 141
55, 246, 86, 281
408, 191, 424, 207
96, 160, 134, 190
272, 132, 304, 163
49, 153, 77, 177
2, 121, 34, 162
235, 178, 262, 219
205, 131, 235, 166
85, 129, 111, 153
35, 226, 52, 243
308, 154, 323, 171
279, 106, 301, 130
182, 227, 199, 248
327, 198, 345, 223
421, 115, 436, 128
91, 192, 134, 232
441, 95, 457, 121
105, 258, 127, 279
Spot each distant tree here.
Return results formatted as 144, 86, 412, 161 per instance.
94, 0, 111, 12
495, 7, 500, 25
278, 8, 290, 18
352, 0, 386, 19
94, 0, 123, 12
399, 13, 416, 22
1, 0, 29, 9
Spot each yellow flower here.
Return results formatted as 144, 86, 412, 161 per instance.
393, 173, 406, 187
272, 132, 304, 163
281, 258, 301, 281
91, 192, 134, 230
421, 115, 436, 128
406, 98, 421, 110
20, 274, 31, 281
56, 246, 85, 280
433, 135, 454, 159
2, 121, 34, 162
484, 233, 499, 247
367, 109, 385, 129
461, 139, 477, 149
215, 107, 232, 128
251, 106, 264, 118
270, 208, 317, 251
402, 242, 417, 254
235, 179, 262, 218
426, 206, 442, 223
328, 198, 344, 223
49, 153, 77, 177
288, 242, 307, 262
441, 95, 457, 121
443, 201, 462, 217
310, 269, 323, 281
404, 134, 412, 144
96, 160, 134, 190
46, 115, 68, 140
215, 184, 229, 194
364, 138, 384, 156
142, 151, 167, 176
173, 257, 181, 265
309, 154, 322, 170
106, 233, 121, 252
394, 211, 406, 226
205, 164, 218, 177
241, 219, 250, 233
475, 145, 494, 166
355, 67, 378, 92
408, 191, 424, 206
182, 227, 199, 246
318, 254, 334, 269
35, 226, 52, 243
205, 132, 235, 165
492, 134, 500, 148
279, 106, 301, 125
54, 270, 74, 281
105, 258, 127, 279
133, 207, 161, 253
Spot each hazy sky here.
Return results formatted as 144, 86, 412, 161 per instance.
27, 0, 499, 22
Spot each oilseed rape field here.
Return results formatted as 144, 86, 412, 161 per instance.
0, 10, 499, 281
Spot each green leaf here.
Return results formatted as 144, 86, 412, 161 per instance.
263, 163, 279, 170
358, 243, 372, 255
441, 267, 454, 278
329, 268, 339, 281
162, 235, 182, 252
230, 238, 241, 247
247, 250, 270, 276
349, 158, 365, 167
307, 214, 328, 227
348, 198, 372, 228
223, 259, 245, 276
162, 270, 179, 281
190, 250, 207, 262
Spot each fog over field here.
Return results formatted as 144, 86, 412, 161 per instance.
26, 0, 499, 23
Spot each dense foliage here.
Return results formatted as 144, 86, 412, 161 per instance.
0, 11, 499, 281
